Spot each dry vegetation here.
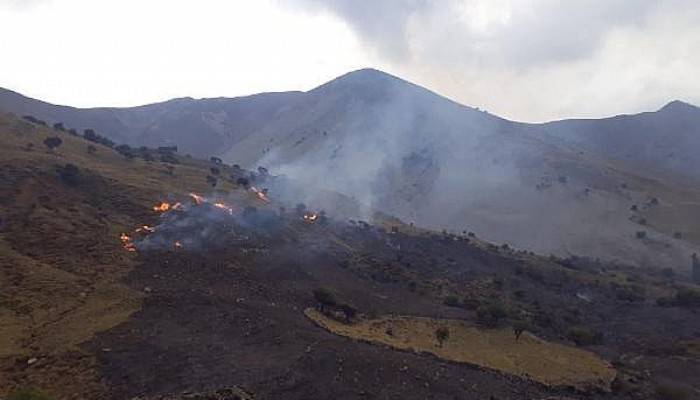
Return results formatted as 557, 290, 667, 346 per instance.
305, 309, 616, 390
0, 113, 252, 398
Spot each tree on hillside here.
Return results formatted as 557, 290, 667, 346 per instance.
43, 136, 63, 151
313, 287, 337, 310
236, 177, 249, 188
435, 327, 449, 347
53, 122, 65, 131
115, 144, 133, 158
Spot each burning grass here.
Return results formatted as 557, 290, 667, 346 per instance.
305, 308, 616, 391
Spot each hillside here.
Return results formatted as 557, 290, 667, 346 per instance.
2, 112, 700, 399
3, 70, 700, 272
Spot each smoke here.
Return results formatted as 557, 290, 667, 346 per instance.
229, 68, 700, 270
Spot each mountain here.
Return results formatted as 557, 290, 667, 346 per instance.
2, 112, 699, 399
2, 70, 700, 271
0, 87, 302, 157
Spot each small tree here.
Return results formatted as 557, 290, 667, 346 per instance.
435, 327, 449, 347
338, 303, 357, 323
57, 163, 81, 186
43, 136, 62, 151
115, 144, 133, 158
206, 175, 217, 187
513, 320, 529, 342
313, 287, 336, 309
236, 177, 249, 188
443, 295, 460, 307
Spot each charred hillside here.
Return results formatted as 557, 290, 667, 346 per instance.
2, 113, 700, 400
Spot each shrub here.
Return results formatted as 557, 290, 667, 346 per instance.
435, 327, 449, 347
236, 177, 249, 188
52, 122, 65, 131
43, 136, 62, 150
476, 302, 508, 327
338, 303, 357, 322
443, 295, 460, 307
313, 288, 336, 307
115, 144, 133, 158
210, 156, 222, 164
57, 163, 81, 186
87, 145, 97, 154
635, 231, 647, 239
567, 327, 603, 346
206, 175, 217, 187
210, 167, 220, 176
67, 128, 78, 136
160, 153, 180, 164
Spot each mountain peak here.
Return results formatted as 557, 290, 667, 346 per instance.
659, 100, 698, 113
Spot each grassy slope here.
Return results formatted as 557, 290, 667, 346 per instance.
0, 113, 248, 398
305, 309, 616, 390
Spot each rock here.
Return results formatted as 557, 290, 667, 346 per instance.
27, 357, 38, 365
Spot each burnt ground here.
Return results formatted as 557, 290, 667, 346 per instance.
87, 208, 700, 400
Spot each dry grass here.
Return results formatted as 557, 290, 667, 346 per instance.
0, 113, 259, 398
306, 308, 616, 391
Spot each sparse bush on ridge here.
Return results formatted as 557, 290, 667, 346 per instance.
43, 136, 62, 151
567, 327, 603, 346
435, 326, 449, 347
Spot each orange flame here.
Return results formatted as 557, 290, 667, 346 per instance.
135, 225, 156, 233
189, 192, 205, 205
250, 186, 269, 203
120, 232, 136, 252
213, 202, 234, 215
153, 202, 171, 212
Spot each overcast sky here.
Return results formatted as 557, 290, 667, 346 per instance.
1, 0, 698, 122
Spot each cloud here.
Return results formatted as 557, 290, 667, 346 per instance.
290, 0, 700, 121
0, 0, 51, 11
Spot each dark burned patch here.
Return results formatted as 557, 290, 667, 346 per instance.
87, 208, 700, 399
86, 213, 559, 400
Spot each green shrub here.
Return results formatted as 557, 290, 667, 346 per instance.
443, 295, 460, 307
476, 302, 509, 327
567, 327, 603, 346
312, 287, 336, 307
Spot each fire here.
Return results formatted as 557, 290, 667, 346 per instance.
249, 186, 269, 203
303, 212, 318, 223
174, 240, 182, 248
119, 232, 136, 252
153, 202, 171, 212
213, 202, 234, 215
135, 225, 156, 233
189, 192, 205, 205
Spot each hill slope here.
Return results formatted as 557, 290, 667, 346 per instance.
3, 70, 700, 270
3, 112, 700, 400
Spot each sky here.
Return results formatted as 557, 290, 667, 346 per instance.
1, 0, 699, 122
